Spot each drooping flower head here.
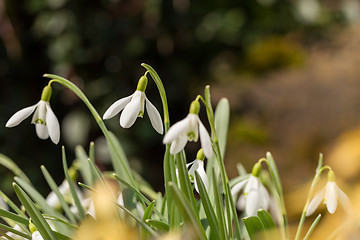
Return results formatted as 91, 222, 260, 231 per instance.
6, 85, 60, 144
163, 100, 212, 159
306, 170, 351, 216
187, 149, 209, 193
103, 75, 163, 134
231, 162, 270, 216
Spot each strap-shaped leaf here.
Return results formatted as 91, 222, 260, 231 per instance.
0, 222, 31, 239
195, 171, 220, 239
75, 145, 93, 186
0, 209, 28, 225
168, 182, 207, 240
242, 216, 266, 240
62, 147, 86, 219
13, 183, 56, 240
145, 219, 169, 231
41, 165, 77, 224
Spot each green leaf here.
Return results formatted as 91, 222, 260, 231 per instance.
304, 214, 321, 240
145, 219, 169, 231
242, 216, 266, 240
0, 153, 29, 181
214, 98, 230, 158
175, 152, 197, 212
257, 209, 276, 229
168, 182, 207, 240
0, 191, 27, 217
0, 209, 28, 225
41, 165, 77, 224
75, 145, 93, 186
195, 171, 220, 239
62, 147, 86, 219
142, 200, 156, 240
113, 174, 167, 222
13, 183, 57, 240
14, 177, 65, 220
0, 222, 31, 239
211, 168, 227, 240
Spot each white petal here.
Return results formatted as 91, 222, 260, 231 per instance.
5, 102, 39, 127
32, 231, 44, 240
0, 197, 8, 211
306, 189, 325, 216
337, 187, 352, 214
188, 159, 200, 183
194, 162, 209, 193
246, 190, 261, 216
32, 101, 47, 124
170, 135, 188, 154
45, 102, 60, 144
36, 124, 49, 139
258, 183, 270, 210
145, 96, 163, 134
163, 116, 190, 144
231, 179, 248, 197
120, 91, 141, 128
198, 119, 213, 159
117, 193, 124, 206
103, 94, 133, 119
325, 182, 338, 214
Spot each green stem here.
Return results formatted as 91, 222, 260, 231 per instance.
294, 166, 331, 240
141, 63, 170, 131
44, 74, 138, 190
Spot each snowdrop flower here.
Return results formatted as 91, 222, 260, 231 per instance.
6, 85, 60, 144
187, 149, 209, 193
163, 100, 212, 159
306, 170, 351, 216
231, 162, 270, 216
103, 75, 163, 134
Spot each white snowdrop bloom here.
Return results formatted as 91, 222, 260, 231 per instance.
231, 162, 270, 216
5, 86, 60, 144
103, 75, 163, 134
163, 101, 212, 159
187, 149, 209, 193
32, 231, 43, 240
306, 171, 351, 216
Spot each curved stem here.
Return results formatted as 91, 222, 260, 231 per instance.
45, 74, 138, 190
141, 63, 170, 132
294, 166, 331, 240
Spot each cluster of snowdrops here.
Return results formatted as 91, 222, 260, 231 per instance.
0, 64, 352, 240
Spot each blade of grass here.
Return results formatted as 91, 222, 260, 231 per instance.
176, 152, 197, 212
13, 183, 56, 240
113, 174, 167, 222
0, 223, 31, 239
142, 200, 156, 240
40, 165, 77, 224
145, 219, 169, 231
0, 209, 28, 225
211, 168, 227, 239
168, 182, 207, 240
195, 171, 220, 239
62, 147, 86, 220
303, 214, 321, 240
75, 145, 93, 186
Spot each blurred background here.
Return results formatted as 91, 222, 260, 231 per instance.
1, 0, 360, 238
